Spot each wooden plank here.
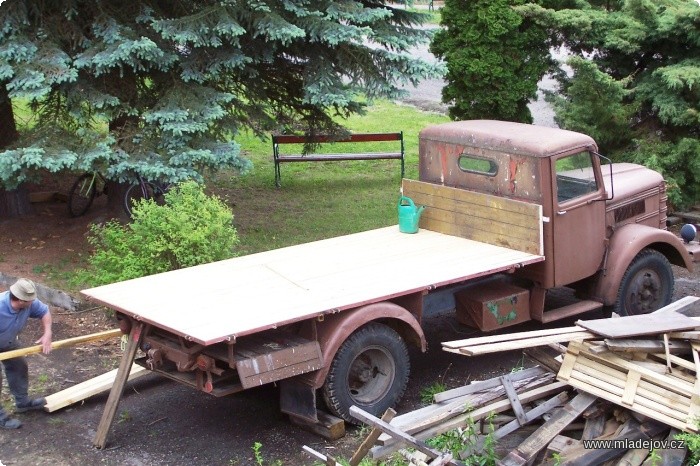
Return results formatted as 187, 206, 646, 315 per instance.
45, 365, 148, 412
576, 312, 699, 339
447, 332, 597, 356
93, 322, 145, 449
434, 366, 546, 402
370, 382, 570, 459
83, 226, 544, 345
402, 179, 543, 255
497, 392, 597, 466
349, 408, 396, 466
604, 339, 691, 353
235, 340, 322, 388
652, 296, 700, 316
501, 375, 528, 425
559, 342, 700, 433
523, 347, 563, 374
290, 410, 345, 441
581, 411, 606, 441
0, 328, 122, 361
350, 406, 467, 466
442, 326, 585, 350
546, 418, 667, 466
621, 370, 641, 407
381, 371, 554, 438
573, 354, 692, 409
489, 392, 569, 442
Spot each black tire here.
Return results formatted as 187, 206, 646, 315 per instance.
67, 173, 97, 217
123, 181, 161, 218
613, 249, 674, 316
321, 322, 410, 424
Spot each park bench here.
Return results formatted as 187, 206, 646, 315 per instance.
271, 132, 404, 187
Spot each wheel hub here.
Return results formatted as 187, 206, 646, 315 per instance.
347, 347, 395, 404
629, 270, 662, 313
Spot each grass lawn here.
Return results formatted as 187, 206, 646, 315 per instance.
210, 100, 449, 256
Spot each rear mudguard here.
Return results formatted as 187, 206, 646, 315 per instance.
302, 301, 426, 389
595, 224, 693, 305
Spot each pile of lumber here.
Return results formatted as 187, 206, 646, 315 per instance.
331, 297, 700, 466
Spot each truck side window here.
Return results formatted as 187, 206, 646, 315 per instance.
458, 154, 498, 176
555, 151, 598, 203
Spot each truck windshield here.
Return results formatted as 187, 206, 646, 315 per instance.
555, 151, 598, 203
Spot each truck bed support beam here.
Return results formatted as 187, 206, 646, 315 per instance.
93, 322, 145, 449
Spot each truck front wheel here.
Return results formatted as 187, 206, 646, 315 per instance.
321, 322, 410, 424
613, 249, 674, 316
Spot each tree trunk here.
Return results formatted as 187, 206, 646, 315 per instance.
0, 82, 31, 218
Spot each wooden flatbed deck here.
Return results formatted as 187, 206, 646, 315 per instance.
82, 226, 544, 345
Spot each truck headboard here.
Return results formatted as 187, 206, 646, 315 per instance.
402, 179, 544, 256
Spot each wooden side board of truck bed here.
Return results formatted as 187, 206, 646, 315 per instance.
81, 181, 545, 346
402, 179, 543, 256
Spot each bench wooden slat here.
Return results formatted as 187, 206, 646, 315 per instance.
273, 132, 402, 144
272, 132, 404, 187
277, 152, 403, 162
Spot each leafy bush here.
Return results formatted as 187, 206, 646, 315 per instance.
81, 181, 238, 286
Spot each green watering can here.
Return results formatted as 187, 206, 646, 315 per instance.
398, 196, 425, 234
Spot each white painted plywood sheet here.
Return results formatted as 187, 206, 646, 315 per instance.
82, 227, 543, 345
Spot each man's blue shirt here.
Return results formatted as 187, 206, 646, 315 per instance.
0, 291, 48, 348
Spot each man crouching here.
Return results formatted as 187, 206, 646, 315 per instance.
0, 278, 53, 429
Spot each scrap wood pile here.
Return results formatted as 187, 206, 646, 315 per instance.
313, 296, 700, 466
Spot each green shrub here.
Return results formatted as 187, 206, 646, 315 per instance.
82, 181, 238, 286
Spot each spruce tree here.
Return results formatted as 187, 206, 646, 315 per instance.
0, 1, 439, 215
519, 0, 700, 207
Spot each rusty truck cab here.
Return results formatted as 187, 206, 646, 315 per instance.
418, 120, 692, 314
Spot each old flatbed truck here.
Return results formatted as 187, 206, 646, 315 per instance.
83, 120, 698, 447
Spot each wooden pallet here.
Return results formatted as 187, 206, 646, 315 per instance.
558, 340, 700, 433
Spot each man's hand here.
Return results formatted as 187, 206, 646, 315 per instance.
35, 333, 52, 354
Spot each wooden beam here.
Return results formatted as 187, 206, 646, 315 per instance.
45, 365, 147, 412
93, 323, 145, 449
350, 406, 467, 466
0, 329, 121, 361
349, 408, 396, 466
497, 392, 597, 466
371, 382, 570, 459
290, 410, 345, 441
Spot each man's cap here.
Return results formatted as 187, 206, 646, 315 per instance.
10, 278, 37, 302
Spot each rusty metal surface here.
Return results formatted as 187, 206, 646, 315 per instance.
419, 120, 596, 158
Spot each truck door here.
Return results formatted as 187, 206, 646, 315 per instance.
551, 151, 606, 286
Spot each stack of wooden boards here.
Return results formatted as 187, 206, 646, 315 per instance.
334, 296, 700, 466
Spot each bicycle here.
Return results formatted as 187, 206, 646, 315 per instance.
67, 171, 108, 217
123, 173, 171, 218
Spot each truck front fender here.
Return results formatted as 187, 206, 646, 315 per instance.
304, 301, 426, 389
596, 224, 693, 305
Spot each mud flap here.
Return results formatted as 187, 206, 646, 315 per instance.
279, 377, 318, 423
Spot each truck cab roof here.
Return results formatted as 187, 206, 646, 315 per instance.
420, 120, 597, 157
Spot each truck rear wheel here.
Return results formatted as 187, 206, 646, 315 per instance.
321, 322, 410, 424
613, 249, 674, 316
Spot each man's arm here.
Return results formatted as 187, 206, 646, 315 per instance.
36, 311, 53, 354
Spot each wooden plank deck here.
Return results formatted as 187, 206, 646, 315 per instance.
82, 226, 543, 345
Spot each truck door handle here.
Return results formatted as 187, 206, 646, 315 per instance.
557, 210, 567, 215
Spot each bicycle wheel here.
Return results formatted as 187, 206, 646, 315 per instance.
67, 173, 97, 217
123, 181, 160, 218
